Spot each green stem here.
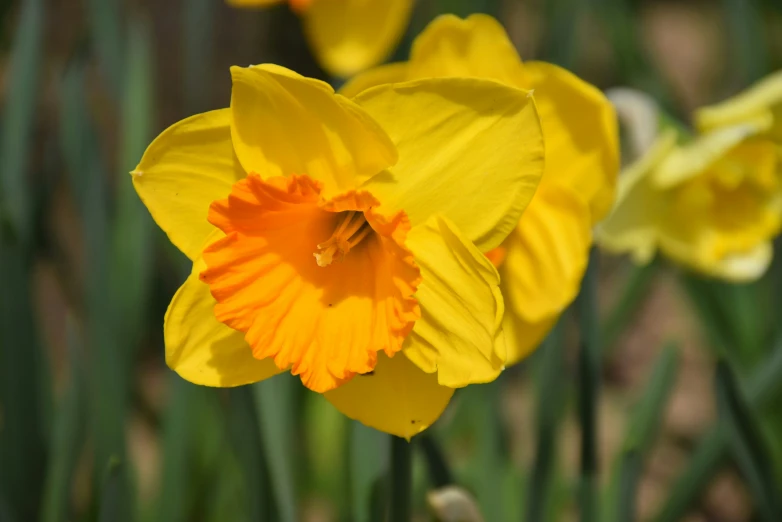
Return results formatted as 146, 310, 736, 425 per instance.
577, 248, 600, 522
419, 433, 452, 488
654, 338, 782, 522
389, 436, 413, 522
526, 320, 566, 522
602, 260, 659, 358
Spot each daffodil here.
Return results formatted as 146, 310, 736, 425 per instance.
226, 0, 413, 78
597, 88, 782, 281
696, 70, 782, 140
132, 64, 544, 438
342, 14, 619, 364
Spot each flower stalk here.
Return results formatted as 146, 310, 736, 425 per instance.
389, 436, 412, 522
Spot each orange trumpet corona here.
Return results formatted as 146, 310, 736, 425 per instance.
199, 174, 421, 393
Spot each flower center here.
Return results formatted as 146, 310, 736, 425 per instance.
314, 211, 374, 267
200, 174, 421, 393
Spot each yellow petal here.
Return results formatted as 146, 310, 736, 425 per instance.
524, 61, 620, 222
356, 77, 544, 252
696, 70, 782, 138
403, 215, 505, 388
653, 123, 763, 188
501, 312, 556, 367
606, 87, 662, 160
229, 64, 397, 195
324, 351, 454, 439
595, 130, 678, 263
165, 258, 282, 387
708, 242, 773, 282
407, 14, 527, 86
132, 109, 244, 261
339, 62, 409, 98
303, 0, 414, 78
500, 182, 591, 327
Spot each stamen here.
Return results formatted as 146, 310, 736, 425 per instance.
348, 224, 372, 248
314, 211, 373, 267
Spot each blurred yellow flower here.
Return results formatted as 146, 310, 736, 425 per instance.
598, 84, 782, 282
696, 70, 782, 140
226, 0, 413, 78
343, 14, 619, 364
132, 64, 544, 437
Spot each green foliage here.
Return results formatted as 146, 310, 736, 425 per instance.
2, 1, 782, 521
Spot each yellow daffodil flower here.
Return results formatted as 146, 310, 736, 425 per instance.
696, 70, 782, 141
226, 0, 413, 78
598, 88, 782, 281
132, 64, 544, 438
342, 14, 619, 364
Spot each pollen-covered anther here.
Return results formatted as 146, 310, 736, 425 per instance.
314, 210, 374, 267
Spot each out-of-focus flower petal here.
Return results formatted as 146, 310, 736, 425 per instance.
696, 70, 782, 138
340, 62, 409, 98
499, 183, 591, 363
525, 61, 619, 222
654, 123, 763, 188
303, 0, 414, 78
596, 130, 678, 263
407, 14, 527, 85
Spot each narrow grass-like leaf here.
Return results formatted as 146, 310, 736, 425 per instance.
59, 52, 133, 522
602, 260, 659, 357
653, 429, 724, 522
111, 16, 154, 348
722, 0, 770, 84
253, 375, 298, 522
713, 282, 767, 366
0, 0, 44, 242
183, 0, 215, 113
305, 394, 347, 509
623, 344, 679, 454
541, 0, 583, 69
228, 387, 273, 522
606, 343, 679, 522
59, 57, 92, 212
654, 339, 782, 522
678, 274, 734, 359
577, 248, 600, 522
0, 9, 49, 500
715, 359, 780, 522
0, 241, 46, 522
98, 458, 127, 522
389, 436, 413, 522
41, 317, 87, 522
419, 433, 451, 489
0, 493, 15, 522
526, 320, 567, 522
595, 0, 673, 104
86, 0, 123, 95
156, 377, 199, 522
469, 381, 506, 522
349, 422, 389, 522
